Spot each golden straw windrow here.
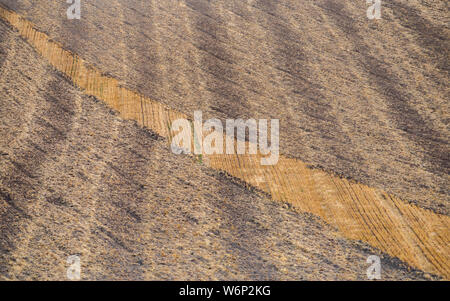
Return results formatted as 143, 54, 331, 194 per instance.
0, 6, 448, 279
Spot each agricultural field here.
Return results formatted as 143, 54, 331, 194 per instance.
0, 0, 448, 281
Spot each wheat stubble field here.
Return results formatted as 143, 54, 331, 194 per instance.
0, 1, 448, 280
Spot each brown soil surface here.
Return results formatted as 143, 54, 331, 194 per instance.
0, 20, 433, 280
1, 0, 447, 214
0, 1, 448, 280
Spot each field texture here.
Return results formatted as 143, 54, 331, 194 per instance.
0, 0, 448, 280
0, 18, 435, 280
1, 0, 447, 214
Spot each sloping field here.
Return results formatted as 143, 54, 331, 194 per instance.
1, 0, 447, 215
0, 18, 433, 280
0, 5, 448, 279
